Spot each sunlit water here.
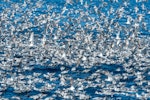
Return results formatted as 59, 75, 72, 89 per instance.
0, 0, 150, 99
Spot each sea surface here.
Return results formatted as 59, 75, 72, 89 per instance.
0, 0, 150, 100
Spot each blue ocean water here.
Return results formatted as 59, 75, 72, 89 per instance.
0, 0, 150, 100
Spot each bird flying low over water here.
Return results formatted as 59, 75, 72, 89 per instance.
0, 0, 150, 99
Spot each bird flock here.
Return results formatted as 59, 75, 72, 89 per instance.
0, 0, 150, 99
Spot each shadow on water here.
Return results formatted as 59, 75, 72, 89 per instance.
32, 67, 60, 73
24, 64, 61, 73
